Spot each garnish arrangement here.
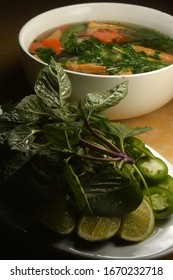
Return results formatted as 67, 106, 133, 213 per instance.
0, 59, 173, 242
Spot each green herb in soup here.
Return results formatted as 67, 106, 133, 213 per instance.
29, 21, 173, 75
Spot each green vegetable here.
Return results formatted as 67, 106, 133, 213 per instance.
81, 165, 143, 217
33, 47, 56, 63
0, 58, 173, 222
144, 186, 173, 219
60, 24, 85, 47
156, 174, 173, 193
144, 174, 173, 219
136, 156, 168, 184
60, 38, 168, 74
134, 28, 173, 50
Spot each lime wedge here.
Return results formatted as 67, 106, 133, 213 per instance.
40, 199, 76, 235
77, 215, 121, 241
118, 199, 155, 242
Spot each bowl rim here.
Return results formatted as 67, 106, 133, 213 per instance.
18, 2, 173, 78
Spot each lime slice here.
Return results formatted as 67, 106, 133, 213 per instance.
77, 215, 121, 241
40, 200, 76, 235
118, 199, 155, 242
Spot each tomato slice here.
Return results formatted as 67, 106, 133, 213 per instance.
91, 29, 125, 43
144, 186, 173, 219
41, 38, 63, 54
29, 42, 44, 52
136, 156, 168, 184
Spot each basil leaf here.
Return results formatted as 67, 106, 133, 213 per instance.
34, 59, 79, 121
15, 95, 51, 122
98, 121, 151, 141
125, 137, 153, 159
0, 148, 36, 185
43, 122, 82, 152
79, 80, 128, 119
8, 124, 41, 152
109, 122, 151, 139
83, 166, 143, 216
34, 58, 72, 107
0, 121, 18, 144
64, 162, 92, 213
0, 110, 21, 123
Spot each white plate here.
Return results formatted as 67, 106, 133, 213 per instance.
48, 146, 173, 259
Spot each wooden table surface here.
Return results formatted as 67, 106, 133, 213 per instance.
1, 0, 173, 260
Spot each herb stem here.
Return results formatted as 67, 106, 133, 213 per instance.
84, 120, 133, 163
74, 153, 123, 162
133, 164, 153, 206
79, 138, 133, 163
84, 120, 120, 152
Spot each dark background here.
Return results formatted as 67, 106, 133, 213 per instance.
0, 0, 173, 260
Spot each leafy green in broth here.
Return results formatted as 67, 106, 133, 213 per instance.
29, 21, 173, 75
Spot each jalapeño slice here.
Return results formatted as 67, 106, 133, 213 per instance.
136, 156, 168, 184
144, 186, 173, 219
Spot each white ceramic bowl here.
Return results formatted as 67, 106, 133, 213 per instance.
18, 2, 173, 120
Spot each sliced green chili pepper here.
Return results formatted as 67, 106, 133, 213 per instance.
156, 174, 173, 194
144, 186, 173, 219
136, 156, 168, 184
